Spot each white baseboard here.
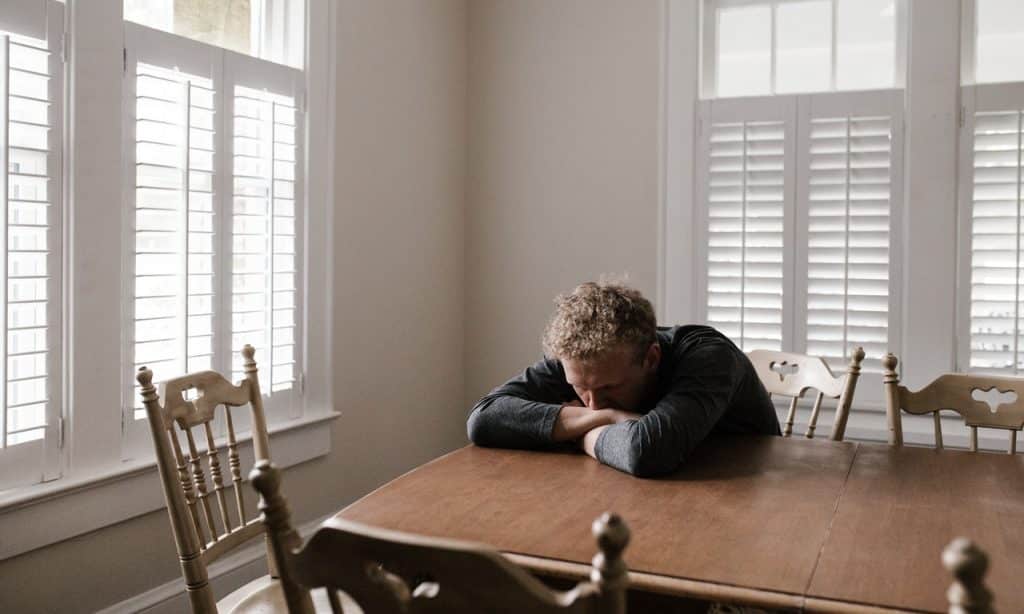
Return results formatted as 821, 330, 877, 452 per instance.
96, 514, 331, 614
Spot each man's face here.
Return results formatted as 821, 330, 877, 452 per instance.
562, 343, 661, 412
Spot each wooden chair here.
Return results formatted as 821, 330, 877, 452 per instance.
943, 537, 995, 613
747, 347, 865, 440
248, 460, 632, 614
139, 345, 322, 613
882, 354, 1024, 452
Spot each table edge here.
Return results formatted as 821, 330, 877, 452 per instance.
504, 553, 930, 613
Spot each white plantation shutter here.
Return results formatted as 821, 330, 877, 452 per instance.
124, 26, 220, 431
230, 86, 300, 395
0, 0, 62, 489
698, 92, 902, 367
226, 51, 303, 416
961, 84, 1024, 372
698, 98, 794, 351
799, 91, 902, 368
123, 28, 305, 456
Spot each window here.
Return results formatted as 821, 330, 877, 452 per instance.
696, 1, 904, 368
0, 0, 63, 490
705, 0, 903, 98
959, 0, 1024, 372
124, 0, 305, 68
122, 23, 305, 457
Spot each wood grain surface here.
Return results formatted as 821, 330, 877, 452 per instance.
337, 437, 1023, 612
339, 436, 856, 597
808, 444, 1024, 612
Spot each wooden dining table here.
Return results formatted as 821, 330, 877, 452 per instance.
336, 436, 1024, 612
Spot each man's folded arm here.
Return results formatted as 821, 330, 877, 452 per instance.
593, 342, 742, 477
467, 358, 574, 449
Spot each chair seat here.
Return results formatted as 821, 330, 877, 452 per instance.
222, 574, 362, 614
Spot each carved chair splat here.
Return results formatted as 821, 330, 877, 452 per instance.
249, 460, 632, 614
883, 354, 1024, 453
747, 347, 865, 441
138, 344, 277, 614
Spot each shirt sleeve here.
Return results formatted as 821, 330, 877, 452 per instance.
594, 340, 743, 477
466, 358, 576, 449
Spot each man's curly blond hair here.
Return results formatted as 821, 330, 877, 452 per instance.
542, 281, 657, 363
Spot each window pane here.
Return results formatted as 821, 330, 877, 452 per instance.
976, 0, 1024, 84
124, 0, 306, 68
717, 6, 772, 97
836, 0, 895, 90
776, 1, 832, 94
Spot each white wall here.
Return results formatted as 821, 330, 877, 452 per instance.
465, 0, 663, 404
0, 1, 468, 611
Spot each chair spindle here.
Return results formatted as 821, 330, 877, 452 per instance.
969, 427, 978, 453
224, 408, 247, 526
783, 396, 799, 437
171, 427, 207, 547
805, 391, 825, 439
1010, 430, 1017, 455
185, 426, 219, 541
204, 422, 233, 533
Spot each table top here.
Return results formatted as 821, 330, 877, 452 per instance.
337, 436, 1024, 612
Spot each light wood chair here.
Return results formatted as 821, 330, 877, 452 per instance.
747, 347, 865, 440
943, 537, 995, 614
249, 460, 632, 614
882, 354, 1024, 452
139, 345, 312, 613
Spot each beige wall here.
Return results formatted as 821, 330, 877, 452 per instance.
465, 0, 663, 405
0, 1, 468, 611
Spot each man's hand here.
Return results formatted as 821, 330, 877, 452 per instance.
552, 400, 611, 441
552, 400, 642, 449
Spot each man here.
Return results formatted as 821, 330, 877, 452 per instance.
467, 281, 780, 477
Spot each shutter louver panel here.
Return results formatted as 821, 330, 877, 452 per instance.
706, 120, 785, 351
231, 86, 297, 393
806, 115, 892, 365
3, 33, 56, 447
131, 63, 216, 418
969, 111, 1022, 371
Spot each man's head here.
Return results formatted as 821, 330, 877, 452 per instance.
542, 281, 661, 411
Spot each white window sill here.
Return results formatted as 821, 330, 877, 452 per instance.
0, 409, 339, 561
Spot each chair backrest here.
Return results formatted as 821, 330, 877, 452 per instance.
137, 344, 274, 614
943, 537, 995, 614
747, 347, 865, 440
249, 461, 631, 614
882, 354, 1024, 453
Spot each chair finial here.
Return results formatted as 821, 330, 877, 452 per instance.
590, 512, 630, 592
943, 537, 994, 614
250, 460, 281, 503
882, 352, 898, 373
850, 346, 866, 368
137, 366, 154, 388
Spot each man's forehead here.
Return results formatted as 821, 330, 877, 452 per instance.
562, 348, 635, 386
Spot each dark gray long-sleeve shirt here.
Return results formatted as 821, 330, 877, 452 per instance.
466, 325, 780, 477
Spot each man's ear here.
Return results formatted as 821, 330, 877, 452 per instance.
643, 342, 661, 371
